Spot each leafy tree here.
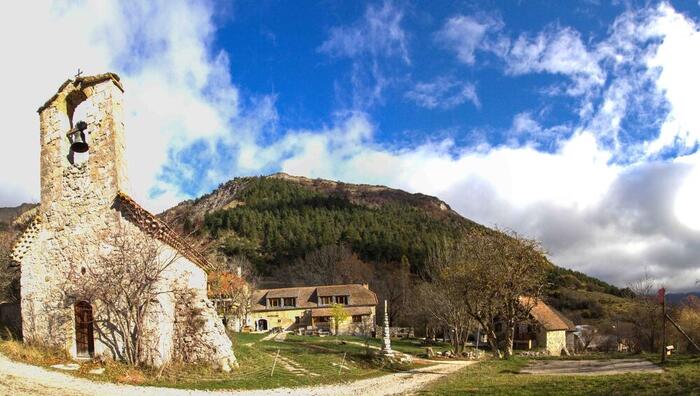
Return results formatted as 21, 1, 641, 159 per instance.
331, 303, 349, 336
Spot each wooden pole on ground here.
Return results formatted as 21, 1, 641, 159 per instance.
666, 313, 700, 353
339, 352, 347, 375
271, 349, 280, 377
660, 287, 666, 363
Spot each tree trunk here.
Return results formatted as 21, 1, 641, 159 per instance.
451, 328, 464, 356
503, 325, 515, 359
485, 328, 502, 359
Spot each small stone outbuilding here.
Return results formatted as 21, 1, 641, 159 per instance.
513, 297, 575, 356
11, 73, 236, 370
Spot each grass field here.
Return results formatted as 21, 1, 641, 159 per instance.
0, 332, 427, 390
334, 334, 452, 355
149, 333, 418, 390
420, 354, 700, 395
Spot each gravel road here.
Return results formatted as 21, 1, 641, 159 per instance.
0, 353, 473, 396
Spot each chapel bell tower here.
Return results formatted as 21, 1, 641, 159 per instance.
36, 73, 129, 224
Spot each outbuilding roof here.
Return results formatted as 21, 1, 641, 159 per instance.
520, 296, 575, 331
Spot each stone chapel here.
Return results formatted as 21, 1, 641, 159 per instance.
10, 73, 236, 370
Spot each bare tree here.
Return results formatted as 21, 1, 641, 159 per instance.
374, 258, 412, 326
66, 226, 180, 366
576, 326, 599, 352
625, 271, 662, 352
282, 244, 374, 286
423, 229, 548, 359
671, 295, 700, 353
418, 272, 474, 356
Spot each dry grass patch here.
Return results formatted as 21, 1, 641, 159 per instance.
0, 340, 68, 366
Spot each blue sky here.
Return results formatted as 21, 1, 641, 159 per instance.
2, 1, 700, 290
212, 1, 692, 158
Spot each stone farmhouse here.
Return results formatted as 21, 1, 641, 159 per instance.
249, 284, 377, 335
510, 297, 575, 356
10, 73, 236, 370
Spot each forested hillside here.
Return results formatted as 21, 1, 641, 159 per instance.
200, 177, 471, 273
161, 174, 631, 325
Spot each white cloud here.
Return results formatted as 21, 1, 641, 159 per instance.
405, 77, 480, 109
435, 15, 503, 64
319, 1, 409, 64
318, 1, 409, 109
0, 0, 257, 212
436, 14, 605, 97
512, 112, 541, 134
505, 27, 605, 95
642, 4, 700, 155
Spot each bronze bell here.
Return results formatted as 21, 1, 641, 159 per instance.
68, 120, 89, 153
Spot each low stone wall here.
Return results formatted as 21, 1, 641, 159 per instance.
377, 326, 414, 338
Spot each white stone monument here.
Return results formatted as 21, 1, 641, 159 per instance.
381, 300, 394, 356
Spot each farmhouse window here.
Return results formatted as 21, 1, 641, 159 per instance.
334, 295, 348, 305
352, 315, 363, 323
317, 316, 330, 323
268, 298, 281, 307
320, 296, 333, 305
283, 297, 296, 307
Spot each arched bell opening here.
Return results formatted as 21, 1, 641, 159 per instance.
74, 301, 95, 358
65, 90, 92, 164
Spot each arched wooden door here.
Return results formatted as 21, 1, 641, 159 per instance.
74, 301, 95, 357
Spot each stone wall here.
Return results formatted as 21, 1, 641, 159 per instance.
545, 330, 567, 356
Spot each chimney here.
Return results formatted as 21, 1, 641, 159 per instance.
237, 266, 242, 277
362, 283, 369, 289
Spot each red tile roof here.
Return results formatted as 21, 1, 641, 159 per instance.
115, 192, 213, 272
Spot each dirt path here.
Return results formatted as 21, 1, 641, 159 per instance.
0, 353, 473, 396
343, 340, 381, 350
521, 359, 664, 376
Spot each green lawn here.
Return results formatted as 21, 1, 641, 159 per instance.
420, 355, 700, 395
333, 335, 452, 356
138, 333, 426, 390
1, 332, 426, 390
